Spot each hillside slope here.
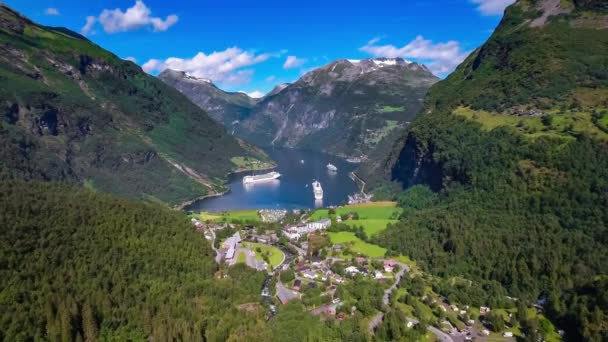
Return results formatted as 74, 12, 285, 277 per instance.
371, 0, 607, 340
0, 181, 268, 340
0, 5, 268, 206
159, 69, 258, 127
161, 58, 439, 159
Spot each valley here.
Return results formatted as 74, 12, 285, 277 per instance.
0, 0, 607, 341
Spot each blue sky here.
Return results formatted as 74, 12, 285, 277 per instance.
5, 0, 514, 96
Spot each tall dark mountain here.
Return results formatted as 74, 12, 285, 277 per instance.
161, 57, 439, 158
0, 5, 269, 206
368, 0, 607, 340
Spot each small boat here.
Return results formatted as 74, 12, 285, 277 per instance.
301, 159, 305, 164
312, 180, 323, 200
326, 163, 338, 172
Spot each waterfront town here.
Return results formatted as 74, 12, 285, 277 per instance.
189, 203, 561, 342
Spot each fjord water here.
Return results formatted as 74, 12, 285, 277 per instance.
186, 148, 359, 212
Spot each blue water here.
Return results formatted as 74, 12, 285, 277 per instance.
186, 148, 359, 212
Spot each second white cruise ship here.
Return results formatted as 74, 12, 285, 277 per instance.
242, 171, 281, 184
312, 180, 323, 200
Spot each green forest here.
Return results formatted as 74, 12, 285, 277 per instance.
372, 1, 608, 340
0, 181, 272, 341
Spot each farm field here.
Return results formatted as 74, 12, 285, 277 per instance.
195, 210, 260, 223
310, 201, 401, 221
328, 232, 387, 258
343, 219, 398, 237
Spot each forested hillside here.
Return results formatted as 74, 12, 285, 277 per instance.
371, 0, 608, 340
0, 4, 269, 206
0, 181, 274, 340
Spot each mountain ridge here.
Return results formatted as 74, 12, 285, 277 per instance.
161, 57, 439, 158
0, 4, 270, 206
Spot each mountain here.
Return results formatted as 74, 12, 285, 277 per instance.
158, 69, 258, 127
161, 57, 439, 158
367, 0, 607, 340
0, 5, 270, 206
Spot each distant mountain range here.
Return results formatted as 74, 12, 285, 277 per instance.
0, 4, 270, 206
160, 57, 439, 159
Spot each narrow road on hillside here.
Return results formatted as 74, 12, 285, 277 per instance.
209, 229, 222, 263
367, 261, 453, 341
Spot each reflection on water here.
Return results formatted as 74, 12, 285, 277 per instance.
243, 179, 280, 192
314, 199, 324, 208
186, 148, 359, 212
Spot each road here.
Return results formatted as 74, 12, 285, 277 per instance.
368, 261, 409, 333
208, 229, 222, 264
367, 261, 453, 342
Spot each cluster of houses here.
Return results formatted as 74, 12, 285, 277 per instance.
282, 218, 332, 240
344, 259, 398, 280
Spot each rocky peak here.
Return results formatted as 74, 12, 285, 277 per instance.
159, 69, 214, 85
267, 83, 290, 97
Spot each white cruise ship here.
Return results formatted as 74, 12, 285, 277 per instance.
326, 163, 338, 172
242, 171, 281, 184
312, 180, 323, 200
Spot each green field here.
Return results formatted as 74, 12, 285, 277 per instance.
236, 251, 246, 264
195, 210, 260, 222
328, 232, 388, 258
344, 219, 398, 237
231, 156, 274, 171
453, 106, 608, 142
243, 242, 284, 268
310, 202, 401, 221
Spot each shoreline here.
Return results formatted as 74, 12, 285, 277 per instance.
176, 163, 277, 211
175, 188, 230, 211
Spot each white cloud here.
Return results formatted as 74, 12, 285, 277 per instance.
265, 75, 276, 83
240, 90, 265, 98
81, 16, 96, 35
45, 8, 60, 16
470, 0, 515, 16
81, 0, 178, 35
143, 47, 272, 86
359, 36, 471, 75
283, 55, 307, 69
124, 56, 137, 63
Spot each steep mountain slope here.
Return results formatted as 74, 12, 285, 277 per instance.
158, 69, 258, 127
0, 5, 269, 205
162, 58, 439, 158
369, 0, 607, 340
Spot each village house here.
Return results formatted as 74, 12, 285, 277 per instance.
330, 274, 345, 284
345, 266, 361, 275
302, 269, 318, 280
293, 279, 302, 291
479, 306, 491, 315
355, 257, 366, 265
383, 260, 398, 272
374, 270, 384, 280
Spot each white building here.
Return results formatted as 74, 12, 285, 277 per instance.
306, 218, 331, 231
223, 232, 241, 261
345, 266, 361, 275
283, 219, 331, 240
